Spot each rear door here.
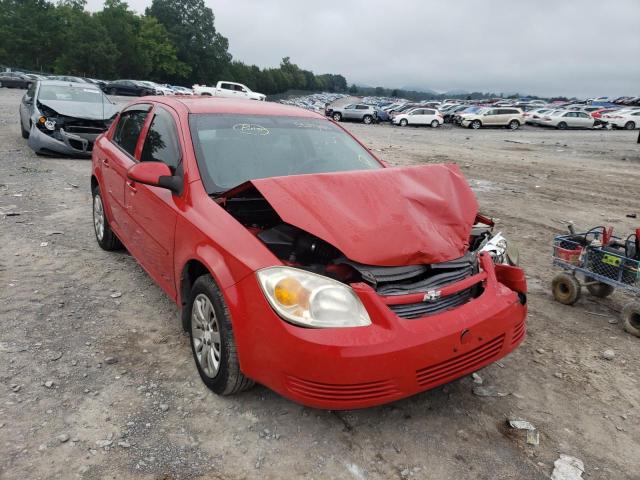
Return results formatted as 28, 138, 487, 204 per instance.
124, 105, 182, 298
217, 83, 235, 98
100, 104, 152, 238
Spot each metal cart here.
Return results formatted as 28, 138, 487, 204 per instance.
551, 227, 640, 337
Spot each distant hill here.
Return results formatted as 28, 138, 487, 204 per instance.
401, 85, 439, 95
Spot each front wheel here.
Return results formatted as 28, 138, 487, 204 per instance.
508, 120, 520, 130
624, 121, 636, 130
431, 119, 440, 128
332, 112, 342, 122
362, 115, 373, 125
92, 185, 122, 251
399, 118, 408, 127
551, 272, 581, 305
187, 275, 254, 395
470, 120, 482, 129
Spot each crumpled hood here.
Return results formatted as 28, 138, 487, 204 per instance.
38, 100, 119, 120
246, 164, 479, 266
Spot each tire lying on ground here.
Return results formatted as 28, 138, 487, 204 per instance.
622, 301, 640, 338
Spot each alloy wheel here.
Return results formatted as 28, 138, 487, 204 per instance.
93, 195, 105, 241
191, 294, 222, 378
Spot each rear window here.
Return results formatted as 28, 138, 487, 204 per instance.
189, 114, 382, 193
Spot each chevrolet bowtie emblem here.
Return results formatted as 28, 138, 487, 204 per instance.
423, 290, 441, 302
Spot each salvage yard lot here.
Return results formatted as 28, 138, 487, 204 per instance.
1, 87, 639, 479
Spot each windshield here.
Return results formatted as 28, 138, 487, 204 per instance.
190, 114, 382, 193
38, 85, 109, 103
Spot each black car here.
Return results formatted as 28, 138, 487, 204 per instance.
103, 79, 153, 96
0, 72, 32, 89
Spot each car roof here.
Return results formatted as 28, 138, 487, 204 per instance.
146, 97, 322, 118
37, 80, 100, 88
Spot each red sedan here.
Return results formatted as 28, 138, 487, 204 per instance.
91, 97, 527, 409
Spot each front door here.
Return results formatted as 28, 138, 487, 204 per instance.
124, 105, 182, 298
101, 104, 151, 236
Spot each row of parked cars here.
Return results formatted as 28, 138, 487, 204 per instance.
0, 71, 195, 96
305, 94, 640, 131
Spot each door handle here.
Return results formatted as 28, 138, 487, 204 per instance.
101, 157, 110, 168
126, 181, 137, 193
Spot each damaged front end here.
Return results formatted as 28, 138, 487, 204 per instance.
28, 102, 115, 157
217, 165, 526, 324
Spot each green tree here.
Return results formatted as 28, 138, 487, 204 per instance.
136, 15, 190, 80
146, 0, 231, 84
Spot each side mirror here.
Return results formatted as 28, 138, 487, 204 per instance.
127, 162, 182, 194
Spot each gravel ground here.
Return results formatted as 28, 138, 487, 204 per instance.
1, 88, 639, 479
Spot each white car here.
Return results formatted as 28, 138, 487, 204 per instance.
193, 81, 266, 101
137, 81, 173, 96
523, 108, 552, 125
538, 110, 595, 129
393, 107, 443, 127
601, 110, 640, 130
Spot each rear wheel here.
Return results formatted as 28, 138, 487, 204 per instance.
399, 118, 408, 127
557, 121, 568, 130
430, 119, 439, 128
508, 120, 520, 130
363, 114, 373, 125
92, 185, 122, 251
624, 121, 636, 130
552, 272, 581, 305
332, 112, 342, 122
187, 275, 254, 395
470, 120, 482, 129
585, 277, 614, 298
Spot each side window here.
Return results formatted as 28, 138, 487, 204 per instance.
140, 107, 181, 172
25, 82, 36, 100
425, 109, 435, 115
112, 106, 151, 156
233, 84, 245, 92
356, 105, 367, 110
220, 83, 232, 90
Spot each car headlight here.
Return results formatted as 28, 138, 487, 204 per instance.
256, 267, 371, 328
480, 233, 519, 266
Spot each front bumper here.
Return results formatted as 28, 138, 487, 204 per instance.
27, 124, 99, 157
227, 257, 527, 409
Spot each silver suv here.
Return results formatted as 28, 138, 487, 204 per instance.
329, 104, 377, 124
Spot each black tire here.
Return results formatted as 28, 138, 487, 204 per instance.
557, 122, 568, 130
363, 114, 373, 125
399, 118, 408, 127
624, 121, 636, 130
187, 274, 254, 395
332, 112, 342, 122
551, 272, 581, 305
622, 302, 640, 338
92, 185, 122, 251
508, 120, 520, 130
21, 122, 29, 139
431, 119, 439, 128
470, 120, 482, 129
585, 277, 614, 298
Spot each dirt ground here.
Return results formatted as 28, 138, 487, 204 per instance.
1, 87, 639, 480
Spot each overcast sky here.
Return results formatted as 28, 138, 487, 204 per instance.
86, 0, 639, 98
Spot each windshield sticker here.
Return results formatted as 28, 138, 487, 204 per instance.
233, 123, 269, 135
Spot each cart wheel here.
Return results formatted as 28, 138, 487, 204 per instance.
622, 302, 640, 338
552, 272, 581, 305
585, 276, 614, 298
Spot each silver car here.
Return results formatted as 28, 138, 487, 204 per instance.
330, 104, 377, 124
538, 110, 595, 129
19, 80, 119, 157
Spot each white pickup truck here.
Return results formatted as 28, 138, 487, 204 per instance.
192, 81, 266, 101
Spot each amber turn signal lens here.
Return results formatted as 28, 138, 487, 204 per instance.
38, 116, 46, 124
274, 277, 305, 307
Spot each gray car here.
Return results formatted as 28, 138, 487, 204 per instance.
19, 80, 119, 157
330, 104, 377, 124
